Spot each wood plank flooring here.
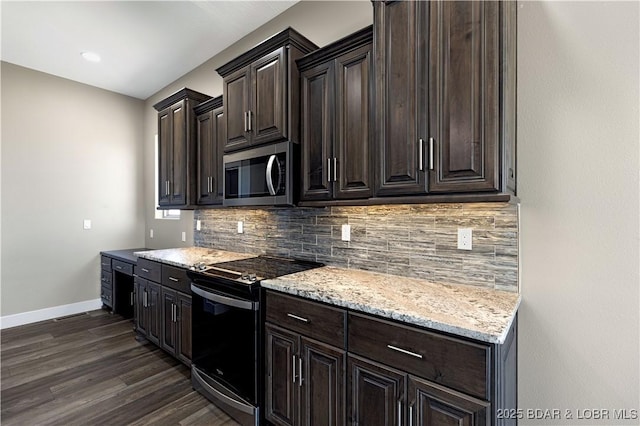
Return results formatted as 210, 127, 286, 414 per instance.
1, 310, 239, 425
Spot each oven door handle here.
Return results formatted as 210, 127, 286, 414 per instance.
191, 283, 258, 311
192, 366, 256, 416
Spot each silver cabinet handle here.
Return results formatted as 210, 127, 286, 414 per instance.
130, 292, 134, 306
327, 158, 332, 183
409, 405, 413, 426
168, 277, 179, 282
398, 400, 402, 426
143, 291, 147, 308
429, 137, 434, 170
387, 344, 423, 359
299, 357, 303, 387
173, 304, 177, 322
419, 138, 424, 171
248, 111, 252, 132
292, 355, 297, 383
141, 268, 150, 273
287, 313, 309, 323
333, 157, 337, 182
244, 111, 248, 132
116, 266, 122, 270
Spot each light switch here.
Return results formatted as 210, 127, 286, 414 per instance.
83, 219, 91, 230
341, 224, 351, 242
181, 231, 186, 242
150, 229, 154, 238
196, 220, 201, 231
237, 221, 244, 234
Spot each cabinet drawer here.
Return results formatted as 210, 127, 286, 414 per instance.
100, 256, 112, 272
265, 291, 346, 348
348, 312, 490, 400
112, 259, 133, 276
136, 258, 161, 282
101, 270, 112, 288
101, 284, 113, 307
161, 264, 190, 293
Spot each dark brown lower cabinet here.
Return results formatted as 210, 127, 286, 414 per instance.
348, 355, 405, 426
348, 355, 489, 426
265, 324, 345, 426
160, 287, 192, 366
134, 277, 161, 346
409, 376, 490, 426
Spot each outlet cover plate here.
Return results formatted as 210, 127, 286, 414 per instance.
457, 228, 473, 250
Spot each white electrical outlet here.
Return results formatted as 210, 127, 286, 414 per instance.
237, 221, 244, 234
196, 220, 201, 231
181, 231, 186, 242
83, 219, 91, 230
457, 228, 473, 250
150, 229, 154, 239
341, 224, 351, 242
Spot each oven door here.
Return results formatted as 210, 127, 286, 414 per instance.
191, 282, 260, 409
223, 141, 293, 206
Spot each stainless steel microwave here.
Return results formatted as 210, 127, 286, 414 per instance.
223, 141, 295, 207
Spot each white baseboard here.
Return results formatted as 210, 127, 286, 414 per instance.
0, 299, 103, 330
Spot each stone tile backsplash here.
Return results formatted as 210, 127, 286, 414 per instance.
194, 203, 519, 292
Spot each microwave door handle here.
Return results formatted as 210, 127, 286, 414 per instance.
266, 154, 278, 196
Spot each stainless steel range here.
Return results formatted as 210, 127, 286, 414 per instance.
187, 256, 323, 426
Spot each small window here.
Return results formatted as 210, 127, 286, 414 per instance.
162, 209, 181, 219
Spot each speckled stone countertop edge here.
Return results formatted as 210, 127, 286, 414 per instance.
133, 247, 256, 269
260, 279, 521, 345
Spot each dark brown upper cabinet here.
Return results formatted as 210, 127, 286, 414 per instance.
217, 28, 319, 153
153, 88, 212, 208
374, 0, 517, 198
194, 96, 225, 206
297, 26, 373, 203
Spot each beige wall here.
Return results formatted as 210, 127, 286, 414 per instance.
518, 1, 639, 423
142, 0, 373, 249
1, 62, 146, 316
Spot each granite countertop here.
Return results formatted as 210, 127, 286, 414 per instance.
101, 248, 149, 264
261, 266, 520, 344
134, 247, 256, 269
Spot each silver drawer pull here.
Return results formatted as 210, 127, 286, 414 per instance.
116, 266, 122, 270
141, 268, 150, 273
387, 344, 423, 359
168, 277, 179, 282
287, 313, 309, 323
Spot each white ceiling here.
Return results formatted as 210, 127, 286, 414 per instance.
1, 1, 298, 100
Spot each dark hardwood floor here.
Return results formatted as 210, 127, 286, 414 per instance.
1, 309, 239, 425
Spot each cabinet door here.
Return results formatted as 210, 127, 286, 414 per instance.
213, 106, 226, 200
170, 101, 188, 205
300, 61, 334, 201
348, 355, 405, 426
224, 66, 251, 151
251, 47, 287, 146
428, 1, 499, 192
177, 292, 192, 365
265, 325, 299, 426
196, 111, 215, 205
300, 337, 345, 426
374, 0, 428, 197
134, 278, 147, 336
158, 107, 173, 206
146, 281, 162, 346
335, 43, 373, 200
161, 287, 178, 355
408, 376, 490, 426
